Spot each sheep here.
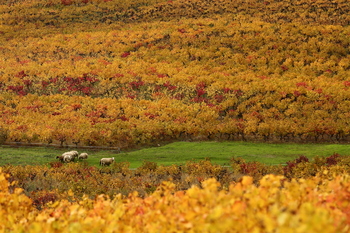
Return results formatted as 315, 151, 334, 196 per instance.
60, 151, 76, 162
63, 153, 75, 163
62, 152, 73, 156
56, 151, 80, 163
78, 152, 88, 160
100, 157, 115, 166
56, 155, 64, 163
60, 151, 79, 162
68, 150, 79, 159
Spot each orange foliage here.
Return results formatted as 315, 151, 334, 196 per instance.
0, 0, 349, 147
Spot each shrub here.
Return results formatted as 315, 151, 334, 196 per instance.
31, 190, 58, 210
326, 153, 340, 166
136, 161, 158, 175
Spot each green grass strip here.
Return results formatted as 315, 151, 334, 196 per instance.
0, 141, 349, 168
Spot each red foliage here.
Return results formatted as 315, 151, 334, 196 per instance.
281, 65, 289, 71
283, 155, 309, 176
296, 82, 308, 88
114, 73, 125, 78
15, 70, 28, 78
157, 74, 167, 78
61, 0, 72, 5
121, 52, 131, 58
326, 153, 340, 166
41, 81, 49, 88
196, 88, 206, 97
144, 112, 157, 119
163, 81, 177, 91
214, 94, 225, 103
129, 80, 144, 90
223, 88, 232, 93
293, 90, 301, 97
49, 161, 63, 168
7, 85, 27, 96
343, 81, 350, 87
32, 191, 58, 209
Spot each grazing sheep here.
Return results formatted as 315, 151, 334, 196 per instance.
61, 151, 79, 162
62, 152, 75, 163
100, 157, 115, 166
56, 155, 64, 162
78, 153, 88, 160
69, 150, 79, 159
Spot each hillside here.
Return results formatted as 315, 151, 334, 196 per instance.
0, 0, 349, 148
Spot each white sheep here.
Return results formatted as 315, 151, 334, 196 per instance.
100, 157, 115, 166
64, 154, 75, 163
62, 152, 75, 163
78, 153, 88, 160
69, 150, 79, 159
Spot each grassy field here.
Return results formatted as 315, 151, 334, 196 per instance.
0, 141, 349, 168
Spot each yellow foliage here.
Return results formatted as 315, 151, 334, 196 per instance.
1, 166, 350, 232
1, 0, 350, 145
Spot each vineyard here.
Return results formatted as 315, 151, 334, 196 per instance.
1, 154, 350, 232
1, 0, 350, 231
0, 0, 350, 148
